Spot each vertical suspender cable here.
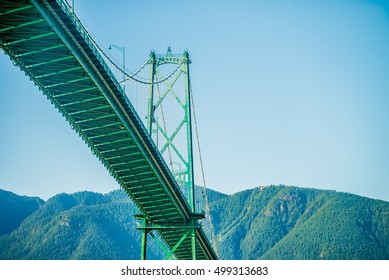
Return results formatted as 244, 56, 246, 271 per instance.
190, 85, 219, 257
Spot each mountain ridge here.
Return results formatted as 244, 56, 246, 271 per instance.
0, 185, 388, 259
0, 189, 44, 236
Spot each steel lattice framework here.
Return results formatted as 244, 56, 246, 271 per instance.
143, 48, 198, 260
0, 0, 217, 260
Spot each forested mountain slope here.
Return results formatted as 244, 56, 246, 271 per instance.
211, 185, 389, 259
1, 185, 388, 259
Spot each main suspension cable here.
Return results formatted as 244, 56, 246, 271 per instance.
64, 0, 178, 86
92, 36, 181, 85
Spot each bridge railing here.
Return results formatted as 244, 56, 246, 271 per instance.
56, 0, 143, 131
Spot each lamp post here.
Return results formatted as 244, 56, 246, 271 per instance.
108, 44, 126, 93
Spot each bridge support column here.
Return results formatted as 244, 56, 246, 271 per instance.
140, 217, 149, 260
191, 219, 197, 260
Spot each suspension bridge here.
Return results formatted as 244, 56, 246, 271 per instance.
0, 0, 218, 260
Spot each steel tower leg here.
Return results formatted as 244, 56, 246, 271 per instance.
140, 218, 148, 260
147, 51, 156, 136
184, 50, 197, 260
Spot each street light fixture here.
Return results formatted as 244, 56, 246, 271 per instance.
108, 44, 126, 93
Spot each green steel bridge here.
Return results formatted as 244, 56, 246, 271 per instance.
0, 0, 218, 260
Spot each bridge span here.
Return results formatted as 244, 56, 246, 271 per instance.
0, 0, 217, 260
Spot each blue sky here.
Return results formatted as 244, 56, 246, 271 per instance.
1, 0, 389, 202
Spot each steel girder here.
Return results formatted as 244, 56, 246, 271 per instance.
0, 0, 217, 260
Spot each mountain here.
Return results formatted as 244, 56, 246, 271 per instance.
0, 189, 44, 236
0, 190, 162, 259
211, 185, 389, 259
0, 185, 388, 259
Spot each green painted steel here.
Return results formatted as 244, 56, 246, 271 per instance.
0, 0, 217, 260
146, 48, 199, 259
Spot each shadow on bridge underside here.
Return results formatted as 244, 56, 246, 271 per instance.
0, 0, 217, 260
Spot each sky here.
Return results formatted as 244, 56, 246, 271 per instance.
1, 0, 389, 202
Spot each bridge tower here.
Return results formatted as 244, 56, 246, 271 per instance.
137, 47, 201, 260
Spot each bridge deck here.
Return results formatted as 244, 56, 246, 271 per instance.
0, 0, 217, 260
